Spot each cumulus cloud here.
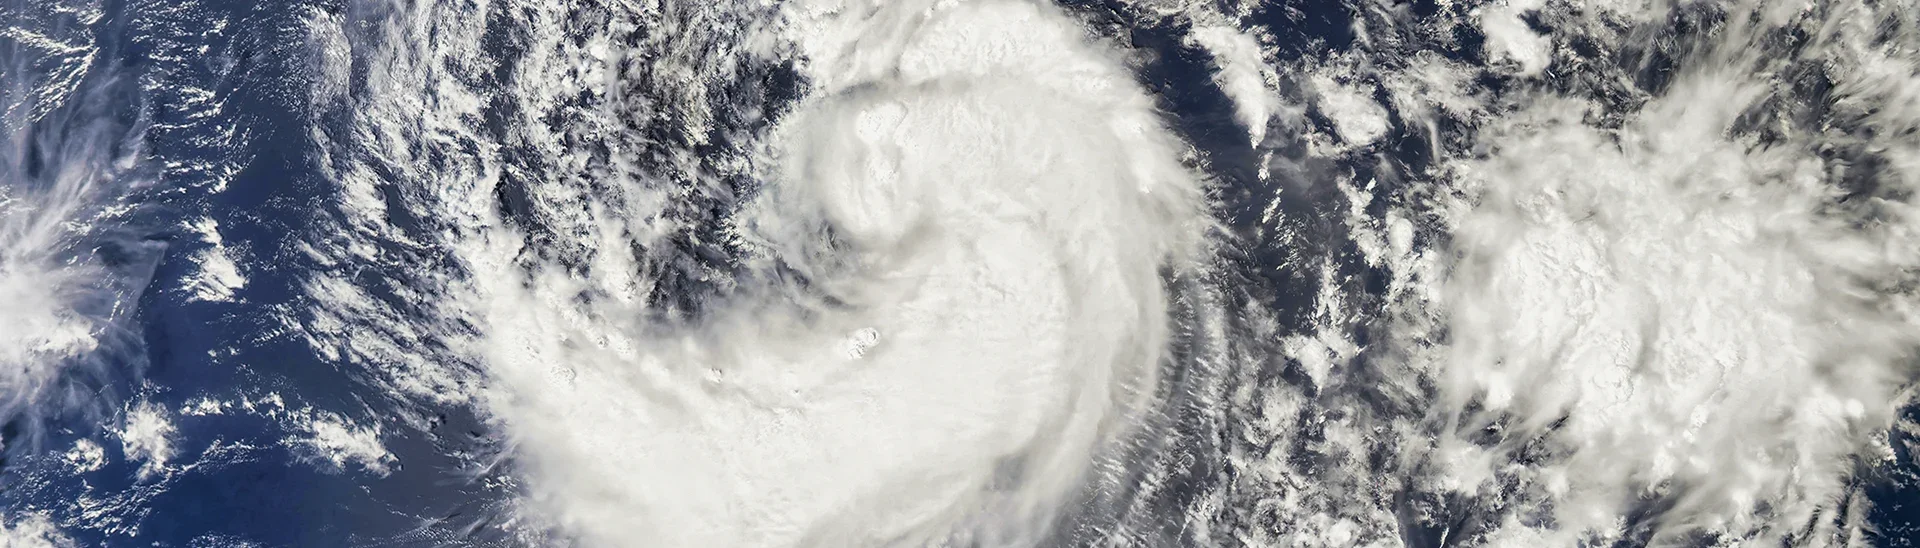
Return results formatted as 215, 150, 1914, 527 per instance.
117, 402, 176, 480
1187, 26, 1281, 145
1376, 0, 1920, 542
285, 412, 395, 475
181, 218, 246, 303
0, 514, 73, 548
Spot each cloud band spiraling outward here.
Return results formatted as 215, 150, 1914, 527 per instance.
465, 0, 1209, 544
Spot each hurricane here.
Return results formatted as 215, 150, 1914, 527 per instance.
3, 0, 1920, 547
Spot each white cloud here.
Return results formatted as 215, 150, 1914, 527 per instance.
1478, 0, 1552, 77
459, 2, 1209, 544
62, 439, 105, 474
1187, 26, 1281, 145
0, 514, 73, 548
117, 402, 176, 480
285, 412, 395, 476
182, 218, 246, 303
1311, 74, 1388, 147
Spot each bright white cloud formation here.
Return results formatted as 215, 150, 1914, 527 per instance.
461, 1, 1206, 544
303, 0, 1206, 544
1420, 3, 1920, 543
1187, 26, 1280, 145
1246, 1, 1920, 544
117, 402, 175, 480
